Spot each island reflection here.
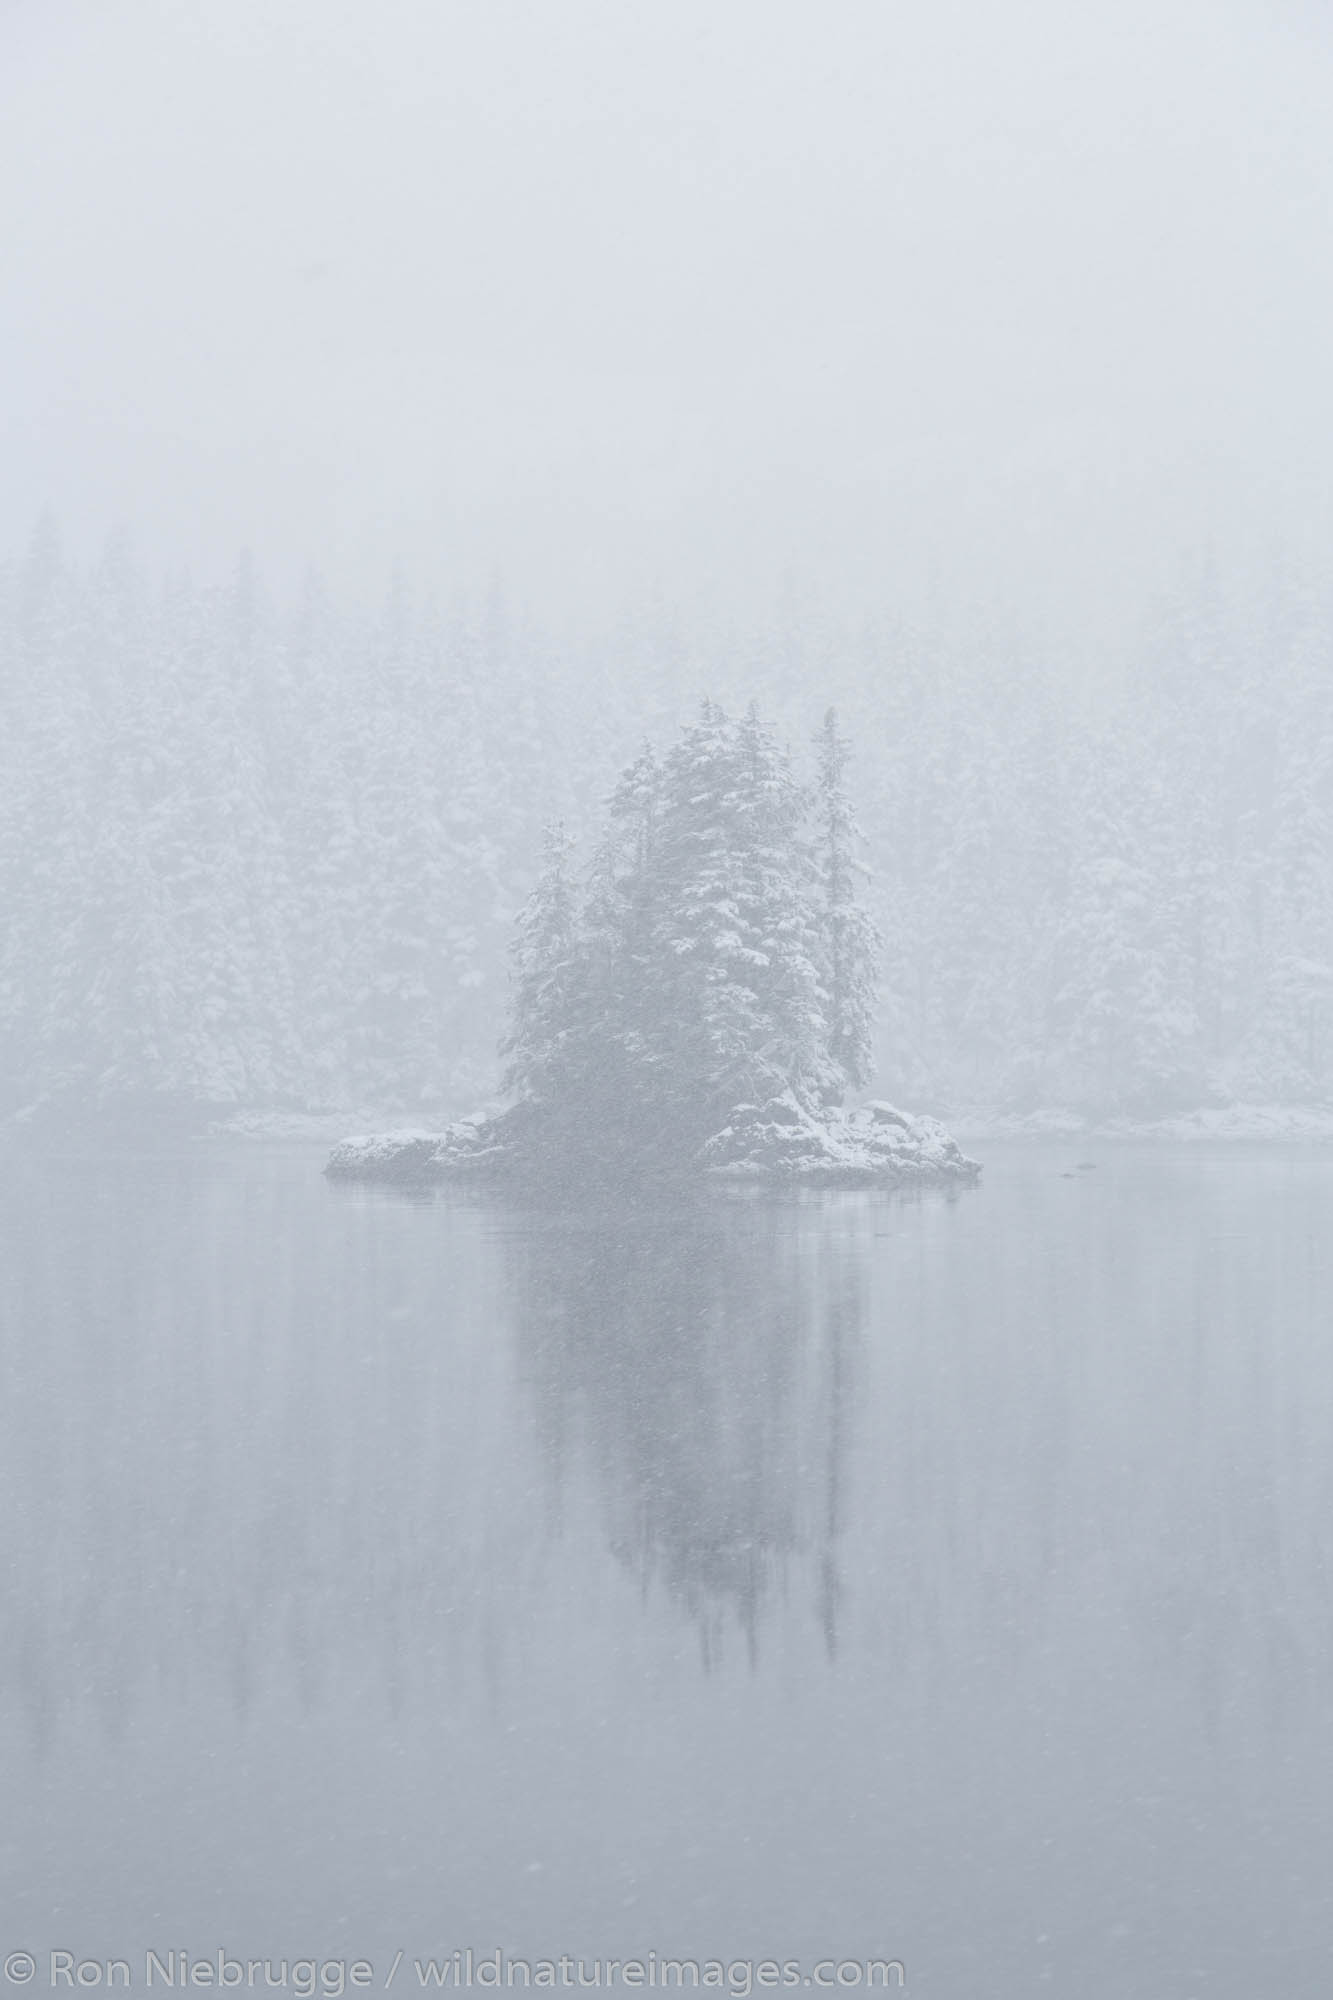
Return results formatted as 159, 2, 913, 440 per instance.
506, 1192, 865, 1667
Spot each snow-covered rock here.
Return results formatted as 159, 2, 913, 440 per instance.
326, 1095, 980, 1188
697, 1094, 981, 1186
324, 1129, 455, 1180
324, 1101, 546, 1182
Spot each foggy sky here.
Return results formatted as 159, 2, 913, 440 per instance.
3, 0, 1332, 638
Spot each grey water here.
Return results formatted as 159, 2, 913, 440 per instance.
3, 1145, 1333, 1998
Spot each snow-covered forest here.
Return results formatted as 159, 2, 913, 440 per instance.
3, 522, 1331, 1123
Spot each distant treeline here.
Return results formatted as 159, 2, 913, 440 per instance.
2, 521, 1330, 1119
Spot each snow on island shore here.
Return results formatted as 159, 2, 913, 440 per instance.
325, 1095, 981, 1189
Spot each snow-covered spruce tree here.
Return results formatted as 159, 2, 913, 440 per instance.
499, 820, 582, 1103
499, 703, 878, 1165
814, 708, 880, 1098
633, 701, 832, 1139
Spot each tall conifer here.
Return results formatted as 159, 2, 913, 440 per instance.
815, 708, 879, 1097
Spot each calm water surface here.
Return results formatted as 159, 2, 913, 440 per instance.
3, 1143, 1333, 1997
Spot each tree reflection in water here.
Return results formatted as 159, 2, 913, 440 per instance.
506, 1191, 865, 1668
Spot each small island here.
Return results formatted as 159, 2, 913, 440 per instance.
327, 704, 980, 1192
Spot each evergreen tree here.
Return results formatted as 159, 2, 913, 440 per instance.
644, 702, 827, 1124
814, 708, 879, 1097
500, 821, 581, 1102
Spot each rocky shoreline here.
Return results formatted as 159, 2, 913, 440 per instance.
325, 1094, 981, 1189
